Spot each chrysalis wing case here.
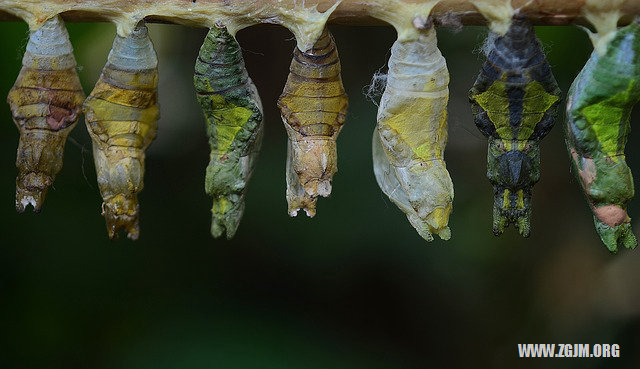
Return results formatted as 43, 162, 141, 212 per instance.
83, 22, 159, 240
372, 27, 454, 242
565, 19, 640, 252
194, 26, 264, 239
469, 18, 561, 237
7, 15, 85, 212
277, 27, 348, 217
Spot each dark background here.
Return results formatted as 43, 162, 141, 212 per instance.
0, 18, 639, 369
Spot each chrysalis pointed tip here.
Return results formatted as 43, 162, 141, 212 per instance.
625, 239, 638, 250
15, 186, 47, 213
517, 219, 531, 238
210, 196, 243, 239
416, 228, 434, 242
433, 226, 451, 241
594, 218, 638, 253
288, 139, 338, 200
412, 220, 451, 243
101, 196, 140, 241
210, 220, 236, 240
287, 194, 317, 218
492, 216, 506, 237
16, 195, 38, 213
210, 225, 224, 239
104, 214, 140, 241
210, 217, 240, 240
491, 191, 532, 238
287, 206, 316, 218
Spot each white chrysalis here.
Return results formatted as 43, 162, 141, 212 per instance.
372, 27, 453, 241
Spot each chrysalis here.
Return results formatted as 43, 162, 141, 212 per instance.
194, 26, 264, 239
7, 15, 85, 212
372, 27, 454, 242
565, 19, 640, 252
83, 22, 159, 240
277, 27, 348, 217
469, 18, 561, 237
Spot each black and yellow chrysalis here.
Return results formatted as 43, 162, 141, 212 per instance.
194, 26, 264, 239
469, 17, 561, 237
278, 27, 348, 217
7, 15, 85, 212
83, 22, 159, 240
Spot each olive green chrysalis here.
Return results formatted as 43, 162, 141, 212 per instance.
194, 26, 264, 239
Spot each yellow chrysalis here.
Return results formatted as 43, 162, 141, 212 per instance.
278, 27, 348, 217
7, 15, 85, 212
83, 23, 159, 240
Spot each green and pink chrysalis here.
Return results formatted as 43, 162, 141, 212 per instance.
565, 19, 640, 252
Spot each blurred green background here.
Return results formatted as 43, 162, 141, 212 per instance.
1, 17, 639, 369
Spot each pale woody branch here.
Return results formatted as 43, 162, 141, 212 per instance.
1, 0, 639, 27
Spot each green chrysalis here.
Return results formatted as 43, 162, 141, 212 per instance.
565, 19, 640, 252
194, 26, 264, 239
469, 18, 562, 237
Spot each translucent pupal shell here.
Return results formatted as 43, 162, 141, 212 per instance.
469, 18, 561, 237
83, 23, 159, 240
7, 15, 85, 212
277, 27, 348, 217
565, 20, 640, 252
194, 26, 264, 239
372, 28, 453, 242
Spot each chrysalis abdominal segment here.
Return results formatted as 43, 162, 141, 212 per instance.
278, 27, 348, 217
7, 15, 85, 212
83, 22, 159, 240
372, 28, 453, 242
565, 19, 640, 252
194, 26, 264, 239
469, 18, 561, 237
